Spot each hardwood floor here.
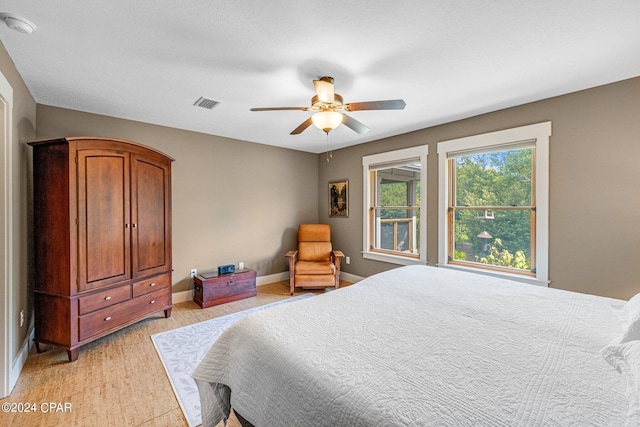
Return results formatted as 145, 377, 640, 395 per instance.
0, 280, 352, 426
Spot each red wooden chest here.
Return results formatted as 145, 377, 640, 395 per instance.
193, 268, 257, 308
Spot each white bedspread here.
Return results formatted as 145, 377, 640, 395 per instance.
193, 265, 630, 426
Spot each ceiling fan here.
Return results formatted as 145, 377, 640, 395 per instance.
250, 76, 406, 135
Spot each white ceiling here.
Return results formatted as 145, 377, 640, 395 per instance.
1, 1, 639, 154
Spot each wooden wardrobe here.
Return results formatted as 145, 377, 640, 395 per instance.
29, 137, 173, 361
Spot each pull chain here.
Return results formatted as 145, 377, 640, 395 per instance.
326, 131, 333, 162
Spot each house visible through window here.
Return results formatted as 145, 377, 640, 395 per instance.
363, 145, 427, 265
438, 122, 551, 284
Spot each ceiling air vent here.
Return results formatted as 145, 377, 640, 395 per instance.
193, 96, 220, 110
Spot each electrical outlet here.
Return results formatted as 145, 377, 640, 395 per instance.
190, 268, 197, 278
346, 256, 351, 265
239, 261, 244, 270
20, 310, 24, 327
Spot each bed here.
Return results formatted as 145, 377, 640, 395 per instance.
192, 265, 639, 426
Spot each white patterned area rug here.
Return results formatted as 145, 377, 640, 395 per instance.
152, 294, 314, 427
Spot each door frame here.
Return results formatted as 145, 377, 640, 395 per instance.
1, 69, 14, 398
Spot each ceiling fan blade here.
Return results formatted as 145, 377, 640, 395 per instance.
313, 77, 335, 103
250, 107, 309, 111
342, 114, 370, 134
290, 117, 314, 135
344, 99, 406, 111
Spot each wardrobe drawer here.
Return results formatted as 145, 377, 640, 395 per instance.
131, 288, 172, 316
78, 284, 131, 315
78, 289, 170, 341
132, 273, 171, 297
79, 303, 130, 341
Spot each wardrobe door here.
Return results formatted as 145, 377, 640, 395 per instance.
77, 150, 131, 292
130, 154, 172, 278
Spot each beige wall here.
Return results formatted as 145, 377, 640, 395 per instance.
319, 76, 640, 300
35, 106, 319, 293
0, 41, 36, 368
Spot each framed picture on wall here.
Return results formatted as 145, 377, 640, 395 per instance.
329, 179, 348, 217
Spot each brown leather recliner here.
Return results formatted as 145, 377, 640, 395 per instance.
285, 224, 344, 295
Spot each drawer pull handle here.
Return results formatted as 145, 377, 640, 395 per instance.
150, 300, 156, 304
104, 316, 112, 321
104, 296, 112, 301
149, 282, 156, 287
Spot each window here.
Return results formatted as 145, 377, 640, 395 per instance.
363, 145, 428, 265
438, 122, 551, 284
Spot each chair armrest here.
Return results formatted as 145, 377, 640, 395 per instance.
331, 250, 344, 270
285, 250, 298, 271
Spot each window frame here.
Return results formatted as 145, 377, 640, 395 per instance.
437, 122, 551, 285
362, 145, 428, 265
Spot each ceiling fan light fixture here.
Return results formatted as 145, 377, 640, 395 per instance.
312, 111, 343, 133
250, 76, 405, 136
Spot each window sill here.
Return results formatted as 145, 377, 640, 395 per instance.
438, 263, 549, 287
362, 251, 426, 266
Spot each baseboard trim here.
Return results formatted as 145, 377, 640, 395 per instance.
340, 271, 366, 283
256, 272, 289, 286
172, 289, 194, 305
172, 271, 364, 304
10, 326, 34, 393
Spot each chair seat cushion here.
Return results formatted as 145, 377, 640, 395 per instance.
295, 261, 336, 275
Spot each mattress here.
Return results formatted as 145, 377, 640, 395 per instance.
193, 265, 632, 426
